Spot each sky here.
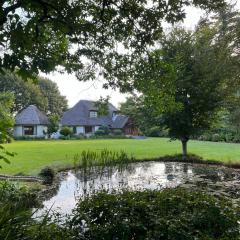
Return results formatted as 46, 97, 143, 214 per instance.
42, 2, 240, 108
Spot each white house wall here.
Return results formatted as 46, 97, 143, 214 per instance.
76, 126, 84, 134
37, 125, 47, 137
94, 126, 100, 132
14, 126, 23, 137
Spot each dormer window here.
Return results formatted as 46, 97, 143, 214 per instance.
112, 111, 118, 121
89, 111, 98, 118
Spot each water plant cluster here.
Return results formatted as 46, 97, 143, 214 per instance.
74, 149, 136, 176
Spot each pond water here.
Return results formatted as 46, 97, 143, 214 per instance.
38, 161, 240, 216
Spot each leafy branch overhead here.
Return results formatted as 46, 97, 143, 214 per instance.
0, 92, 15, 167
0, 0, 226, 81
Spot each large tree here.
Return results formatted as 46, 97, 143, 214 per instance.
0, 71, 48, 112
38, 77, 68, 117
120, 95, 161, 133
0, 0, 226, 80
0, 72, 68, 116
130, 21, 238, 158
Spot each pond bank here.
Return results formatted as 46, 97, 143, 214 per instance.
36, 161, 240, 216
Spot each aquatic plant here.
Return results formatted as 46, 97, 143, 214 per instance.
73, 149, 135, 176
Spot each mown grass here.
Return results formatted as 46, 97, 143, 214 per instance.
1, 138, 240, 175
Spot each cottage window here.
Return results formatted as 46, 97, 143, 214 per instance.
73, 126, 77, 134
23, 126, 34, 135
89, 111, 98, 118
85, 126, 93, 133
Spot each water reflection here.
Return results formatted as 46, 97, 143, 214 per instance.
38, 161, 240, 216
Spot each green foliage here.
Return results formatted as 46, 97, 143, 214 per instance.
94, 129, 105, 136
0, 71, 48, 113
14, 136, 46, 141
47, 114, 59, 135
94, 96, 110, 116
38, 77, 68, 117
147, 126, 162, 137
69, 188, 240, 240
0, 92, 14, 142
120, 95, 167, 134
0, 0, 225, 79
0, 92, 15, 166
60, 127, 73, 137
0, 181, 68, 240
98, 125, 110, 135
129, 20, 239, 157
0, 72, 67, 116
94, 125, 110, 136
112, 129, 123, 136
74, 149, 135, 170
39, 167, 55, 184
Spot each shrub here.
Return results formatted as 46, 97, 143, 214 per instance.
112, 129, 123, 135
39, 167, 55, 184
14, 136, 45, 141
147, 126, 162, 137
211, 133, 221, 142
233, 134, 240, 143
98, 125, 110, 135
69, 188, 240, 240
200, 133, 212, 141
60, 126, 73, 137
225, 133, 234, 143
94, 129, 105, 136
0, 181, 69, 240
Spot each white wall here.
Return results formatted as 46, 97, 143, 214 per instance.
36, 125, 47, 137
14, 126, 23, 137
76, 126, 84, 134
94, 126, 100, 132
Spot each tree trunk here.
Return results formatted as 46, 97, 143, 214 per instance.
181, 138, 188, 160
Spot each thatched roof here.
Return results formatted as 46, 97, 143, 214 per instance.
61, 100, 128, 128
15, 105, 49, 125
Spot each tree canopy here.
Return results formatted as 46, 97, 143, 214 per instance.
0, 71, 48, 113
0, 72, 68, 116
0, 0, 226, 80
126, 16, 239, 157
0, 92, 14, 166
38, 77, 68, 117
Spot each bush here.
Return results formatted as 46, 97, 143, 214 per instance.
225, 133, 234, 143
69, 188, 240, 240
39, 167, 55, 184
60, 126, 73, 137
199, 133, 212, 141
0, 181, 69, 240
98, 125, 110, 135
147, 126, 162, 137
112, 129, 123, 135
233, 134, 240, 143
211, 133, 221, 142
14, 136, 45, 141
94, 129, 106, 136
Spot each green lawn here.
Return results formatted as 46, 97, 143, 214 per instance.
1, 138, 240, 175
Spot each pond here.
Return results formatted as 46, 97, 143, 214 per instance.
38, 161, 240, 216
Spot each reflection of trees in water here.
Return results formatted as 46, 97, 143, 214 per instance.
164, 163, 174, 174
70, 162, 238, 197
164, 163, 190, 181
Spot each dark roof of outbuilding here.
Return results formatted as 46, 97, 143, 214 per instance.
60, 100, 128, 128
15, 105, 49, 125
112, 115, 129, 129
